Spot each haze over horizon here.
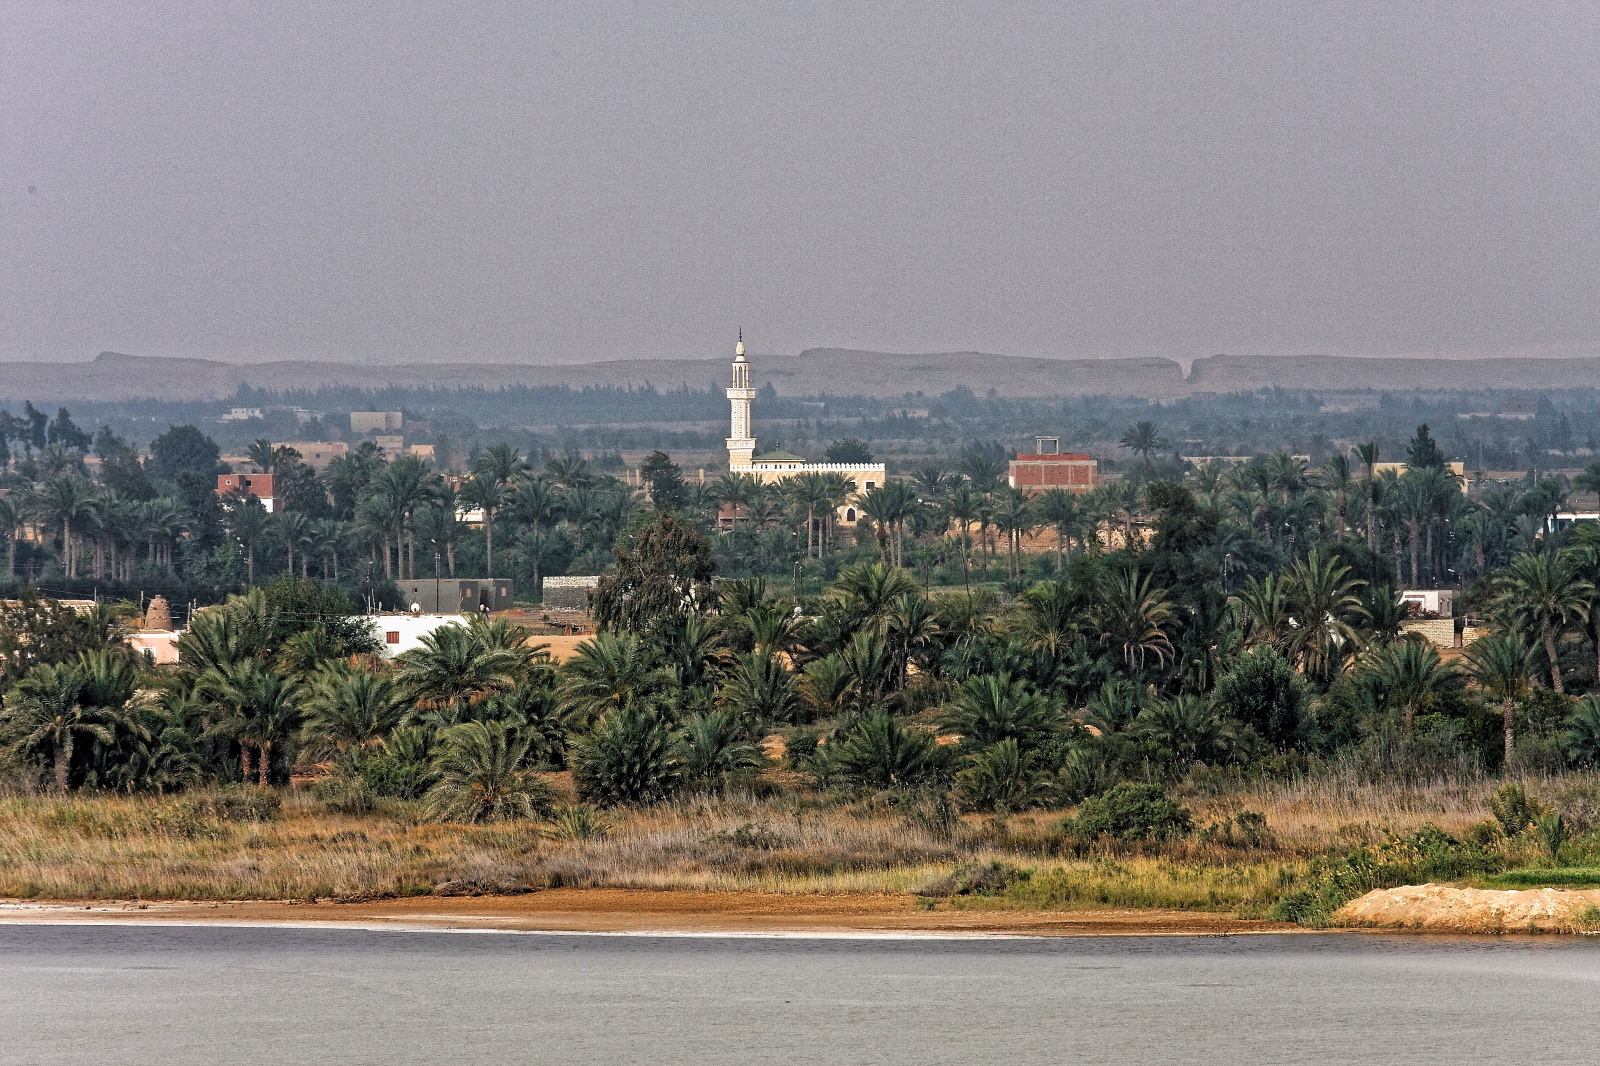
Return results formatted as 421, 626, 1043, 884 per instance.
4, 2, 1598, 368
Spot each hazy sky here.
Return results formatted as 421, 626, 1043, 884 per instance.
3, 1, 1598, 366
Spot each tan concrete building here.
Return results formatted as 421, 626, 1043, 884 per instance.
351, 412, 403, 434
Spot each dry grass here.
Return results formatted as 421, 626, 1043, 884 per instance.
1189, 769, 1600, 852
7, 769, 1600, 909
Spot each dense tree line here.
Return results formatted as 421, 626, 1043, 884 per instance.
9, 415, 1600, 820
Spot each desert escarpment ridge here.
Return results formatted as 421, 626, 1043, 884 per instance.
3, 349, 1600, 402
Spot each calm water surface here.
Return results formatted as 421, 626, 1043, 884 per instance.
2, 925, 1598, 1065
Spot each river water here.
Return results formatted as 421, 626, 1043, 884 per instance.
2, 925, 1597, 1065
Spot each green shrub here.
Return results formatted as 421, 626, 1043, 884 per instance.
572, 706, 683, 807
899, 790, 959, 843
916, 860, 1030, 898
546, 803, 612, 842
1270, 827, 1505, 927
188, 785, 282, 823
1488, 782, 1541, 836
310, 776, 373, 815
1212, 646, 1310, 750
1198, 810, 1273, 849
356, 727, 436, 799
1065, 783, 1191, 843
1538, 811, 1567, 860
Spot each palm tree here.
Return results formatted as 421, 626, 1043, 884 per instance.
0, 494, 23, 578
369, 455, 434, 578
1231, 572, 1293, 652
137, 498, 188, 574
471, 443, 527, 578
1013, 579, 1082, 659
1354, 442, 1380, 552
1095, 569, 1176, 673
34, 475, 96, 578
247, 439, 298, 474
1562, 536, 1600, 687
856, 485, 897, 563
991, 486, 1038, 579
1496, 552, 1591, 693
1120, 421, 1169, 469
714, 472, 760, 530
1361, 640, 1463, 734
1035, 487, 1079, 570
1316, 454, 1355, 541
509, 476, 560, 536
955, 738, 1053, 812
1464, 634, 1537, 763
911, 465, 950, 499
544, 451, 593, 489
824, 713, 938, 790
719, 650, 801, 726
571, 704, 683, 806
423, 720, 556, 822
1134, 695, 1237, 767
678, 710, 766, 792
271, 510, 311, 577
830, 561, 920, 630
1285, 551, 1368, 683
938, 673, 1060, 750
395, 623, 523, 723
1563, 695, 1600, 767
557, 632, 667, 730
203, 659, 303, 785
299, 664, 407, 762
224, 494, 270, 585
940, 482, 983, 586
0, 661, 108, 790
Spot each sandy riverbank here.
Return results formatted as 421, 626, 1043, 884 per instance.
0, 888, 1305, 937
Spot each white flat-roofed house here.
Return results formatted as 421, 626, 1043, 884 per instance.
366, 613, 468, 658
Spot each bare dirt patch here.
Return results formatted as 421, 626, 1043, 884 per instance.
1336, 884, 1600, 933
0, 889, 1302, 938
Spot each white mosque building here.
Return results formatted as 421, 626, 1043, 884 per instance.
726, 335, 886, 524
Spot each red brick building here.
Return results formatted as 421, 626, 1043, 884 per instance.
1008, 437, 1097, 495
216, 473, 278, 513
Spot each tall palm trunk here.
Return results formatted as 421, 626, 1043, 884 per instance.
1543, 624, 1564, 693
1424, 518, 1434, 585
484, 507, 495, 578
1365, 478, 1376, 551
1407, 518, 1421, 587
258, 741, 272, 786
240, 745, 254, 784
52, 734, 69, 791
1503, 697, 1516, 764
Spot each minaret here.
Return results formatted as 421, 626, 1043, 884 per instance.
726, 330, 756, 469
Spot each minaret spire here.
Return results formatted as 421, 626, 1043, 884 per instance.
726, 330, 756, 469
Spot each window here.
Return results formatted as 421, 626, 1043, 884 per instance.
866, 481, 876, 490
846, 508, 857, 522
385, 631, 400, 645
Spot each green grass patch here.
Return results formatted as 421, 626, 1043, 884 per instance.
1481, 867, 1600, 889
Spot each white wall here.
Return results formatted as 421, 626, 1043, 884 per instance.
366, 614, 468, 658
